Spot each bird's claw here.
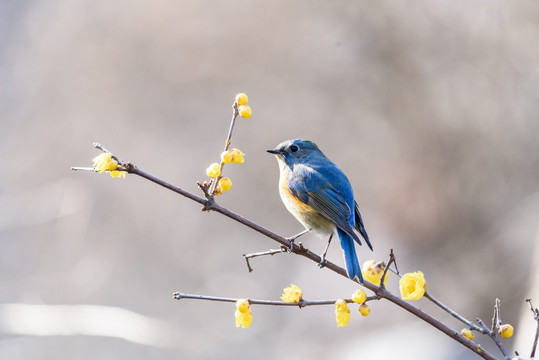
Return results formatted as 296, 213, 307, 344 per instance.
318, 258, 327, 269
287, 239, 295, 253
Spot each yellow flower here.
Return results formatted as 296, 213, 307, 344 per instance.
461, 328, 474, 340
238, 105, 252, 119
230, 148, 245, 164
92, 153, 126, 178
498, 324, 513, 338
351, 289, 367, 304
92, 153, 116, 173
335, 299, 350, 327
235, 93, 248, 106
221, 151, 234, 164
235, 299, 252, 329
280, 284, 302, 303
219, 177, 232, 191
359, 303, 370, 317
206, 163, 221, 178
109, 170, 126, 178
214, 187, 223, 196
361, 260, 388, 286
399, 271, 426, 300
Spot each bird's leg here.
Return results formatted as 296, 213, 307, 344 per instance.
318, 234, 333, 268
286, 229, 310, 252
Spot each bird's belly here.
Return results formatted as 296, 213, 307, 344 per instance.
279, 182, 335, 237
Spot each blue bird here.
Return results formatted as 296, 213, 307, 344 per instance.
267, 139, 372, 283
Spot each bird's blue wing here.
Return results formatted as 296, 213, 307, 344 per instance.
287, 163, 360, 243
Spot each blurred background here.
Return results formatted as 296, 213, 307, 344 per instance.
1, 1, 538, 359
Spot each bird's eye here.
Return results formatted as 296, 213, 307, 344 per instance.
290, 145, 299, 152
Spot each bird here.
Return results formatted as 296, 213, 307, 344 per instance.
267, 139, 372, 282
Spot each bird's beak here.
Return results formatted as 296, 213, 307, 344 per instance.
266, 149, 281, 155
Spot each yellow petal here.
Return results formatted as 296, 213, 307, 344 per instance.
280, 284, 303, 303
461, 328, 474, 340
499, 324, 513, 338
238, 105, 252, 119
359, 304, 370, 317
219, 177, 232, 191
230, 149, 245, 164
335, 300, 350, 327
361, 260, 388, 286
351, 289, 367, 304
235, 93, 248, 106
236, 299, 250, 313
399, 271, 426, 300
206, 163, 221, 178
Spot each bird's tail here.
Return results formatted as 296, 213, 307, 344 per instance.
337, 229, 363, 283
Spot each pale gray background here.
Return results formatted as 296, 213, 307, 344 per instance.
1, 1, 538, 359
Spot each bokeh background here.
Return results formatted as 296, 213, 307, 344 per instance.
1, 1, 538, 359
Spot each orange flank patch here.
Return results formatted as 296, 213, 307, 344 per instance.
279, 177, 334, 233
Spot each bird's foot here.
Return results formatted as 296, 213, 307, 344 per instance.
286, 239, 295, 253
317, 257, 327, 269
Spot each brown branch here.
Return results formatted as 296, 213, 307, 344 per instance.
477, 318, 511, 360
243, 247, 288, 272
379, 249, 395, 289
208, 103, 240, 195
173, 291, 378, 307
119, 164, 498, 360
526, 298, 539, 358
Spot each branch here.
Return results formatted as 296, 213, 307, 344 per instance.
476, 318, 511, 360
123, 164, 497, 360
73, 145, 499, 360
526, 298, 539, 358
243, 247, 288, 272
173, 291, 378, 307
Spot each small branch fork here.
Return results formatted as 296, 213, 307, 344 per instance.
73, 144, 501, 360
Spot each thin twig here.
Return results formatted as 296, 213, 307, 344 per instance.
379, 249, 395, 289
423, 292, 485, 333
173, 291, 378, 307
492, 298, 502, 331
526, 298, 539, 358
71, 167, 95, 171
477, 318, 511, 360
243, 247, 288, 272
208, 104, 239, 196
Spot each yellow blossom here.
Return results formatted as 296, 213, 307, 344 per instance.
230, 148, 245, 164
92, 153, 116, 173
109, 170, 126, 178
214, 187, 223, 196
335, 299, 350, 327
399, 271, 426, 300
361, 260, 388, 286
280, 284, 303, 303
461, 328, 474, 340
235, 299, 252, 329
221, 151, 234, 164
498, 324, 514, 338
238, 105, 252, 119
235, 93, 248, 106
92, 153, 126, 178
351, 289, 367, 304
359, 303, 370, 317
206, 163, 221, 178
219, 177, 232, 191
